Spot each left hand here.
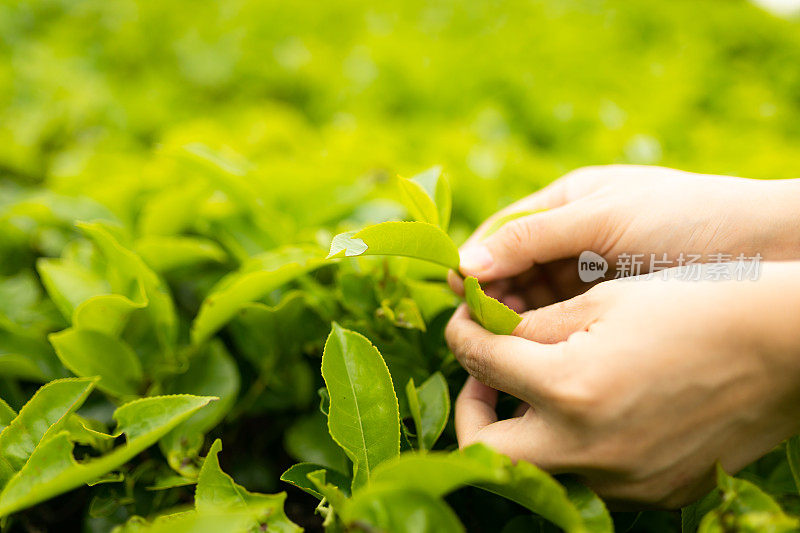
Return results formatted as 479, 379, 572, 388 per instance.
446, 262, 800, 508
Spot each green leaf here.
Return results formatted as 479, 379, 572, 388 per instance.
0, 394, 214, 517
406, 372, 450, 451
787, 435, 800, 494
0, 324, 62, 381
483, 209, 546, 238
284, 412, 349, 473
146, 474, 196, 491
380, 297, 426, 331
136, 235, 227, 273
159, 342, 240, 477
364, 445, 612, 533
561, 478, 616, 533
463, 276, 522, 335
392, 166, 452, 230
280, 463, 350, 500
114, 510, 261, 533
343, 485, 464, 533
327, 221, 459, 270
191, 247, 323, 344
682, 489, 723, 533
0, 398, 15, 433
463, 445, 612, 533
77, 222, 178, 352
698, 464, 800, 532
37, 253, 147, 337
73, 293, 147, 336
49, 328, 143, 398
367, 451, 495, 497
195, 439, 300, 532
406, 280, 460, 322
36, 258, 109, 320
307, 468, 348, 511
0, 378, 96, 488
322, 323, 400, 491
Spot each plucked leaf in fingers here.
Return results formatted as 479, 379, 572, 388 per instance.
463, 276, 522, 335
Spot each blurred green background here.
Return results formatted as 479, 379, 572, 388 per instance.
2, 0, 799, 228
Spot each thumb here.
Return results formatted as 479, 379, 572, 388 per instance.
513, 286, 608, 343
459, 199, 607, 282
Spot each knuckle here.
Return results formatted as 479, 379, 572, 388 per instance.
548, 373, 612, 425
457, 339, 491, 383
496, 217, 536, 250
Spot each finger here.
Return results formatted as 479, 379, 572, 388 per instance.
455, 377, 498, 444
462, 177, 573, 250
459, 198, 609, 282
460, 410, 570, 472
513, 289, 606, 343
445, 304, 566, 403
447, 270, 465, 296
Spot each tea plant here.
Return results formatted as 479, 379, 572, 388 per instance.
2, 159, 800, 532
2, 1, 800, 530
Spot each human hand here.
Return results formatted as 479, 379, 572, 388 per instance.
446, 262, 800, 508
449, 165, 800, 309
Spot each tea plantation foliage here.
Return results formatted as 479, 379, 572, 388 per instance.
1, 0, 800, 531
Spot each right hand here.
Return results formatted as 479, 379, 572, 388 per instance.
449, 165, 800, 309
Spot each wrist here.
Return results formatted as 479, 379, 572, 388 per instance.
753, 179, 800, 260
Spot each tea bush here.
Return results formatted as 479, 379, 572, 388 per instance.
1, 0, 800, 531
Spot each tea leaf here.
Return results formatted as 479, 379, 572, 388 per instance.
393, 166, 452, 230
160, 342, 240, 477
697, 465, 800, 532
328, 221, 459, 270
280, 463, 350, 500
406, 372, 450, 451
463, 276, 522, 335
136, 235, 227, 273
0, 378, 96, 488
49, 329, 143, 398
0, 395, 214, 517
196, 439, 300, 532
344, 485, 465, 533
322, 324, 400, 490
191, 247, 323, 344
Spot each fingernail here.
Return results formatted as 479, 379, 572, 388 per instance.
459, 245, 494, 273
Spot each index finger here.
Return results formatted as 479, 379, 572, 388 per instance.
445, 304, 568, 405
